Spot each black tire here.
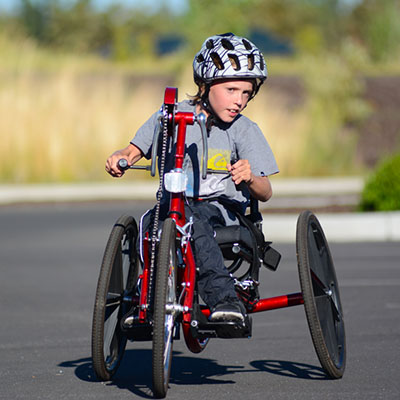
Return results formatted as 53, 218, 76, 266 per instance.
296, 210, 346, 379
152, 218, 178, 398
91, 215, 139, 381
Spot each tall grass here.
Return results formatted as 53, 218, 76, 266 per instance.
0, 34, 372, 183
0, 34, 174, 183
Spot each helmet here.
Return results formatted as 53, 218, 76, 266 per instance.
193, 33, 267, 93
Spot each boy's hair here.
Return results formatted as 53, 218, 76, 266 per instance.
188, 81, 207, 106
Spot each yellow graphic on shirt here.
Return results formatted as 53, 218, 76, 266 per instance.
207, 149, 231, 171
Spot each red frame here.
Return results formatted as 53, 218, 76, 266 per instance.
136, 87, 304, 348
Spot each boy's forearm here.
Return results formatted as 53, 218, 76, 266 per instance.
122, 143, 143, 165
247, 175, 273, 202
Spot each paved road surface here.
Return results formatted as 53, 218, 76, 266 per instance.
0, 202, 399, 399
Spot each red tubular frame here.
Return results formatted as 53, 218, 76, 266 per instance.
250, 292, 304, 313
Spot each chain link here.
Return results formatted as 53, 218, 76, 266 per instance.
147, 105, 170, 309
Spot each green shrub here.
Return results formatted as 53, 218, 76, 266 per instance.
360, 153, 400, 211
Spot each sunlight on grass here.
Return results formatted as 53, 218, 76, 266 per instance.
0, 34, 382, 183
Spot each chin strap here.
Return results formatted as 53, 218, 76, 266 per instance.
200, 85, 218, 133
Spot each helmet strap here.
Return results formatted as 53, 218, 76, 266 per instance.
200, 85, 216, 132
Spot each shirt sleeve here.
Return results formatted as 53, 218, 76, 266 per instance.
235, 118, 279, 177
130, 110, 159, 160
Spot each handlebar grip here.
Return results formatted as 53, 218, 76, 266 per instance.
118, 158, 129, 170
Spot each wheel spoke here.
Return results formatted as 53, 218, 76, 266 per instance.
310, 269, 328, 295
106, 292, 122, 307
163, 315, 174, 366
121, 233, 131, 289
109, 249, 123, 294
103, 304, 120, 359
315, 294, 339, 362
328, 288, 341, 322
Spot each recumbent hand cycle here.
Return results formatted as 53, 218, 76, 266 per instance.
91, 87, 346, 398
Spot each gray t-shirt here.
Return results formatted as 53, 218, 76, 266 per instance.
131, 100, 279, 222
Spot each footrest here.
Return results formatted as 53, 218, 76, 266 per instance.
191, 315, 252, 339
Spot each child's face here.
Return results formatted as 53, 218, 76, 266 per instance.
208, 80, 253, 123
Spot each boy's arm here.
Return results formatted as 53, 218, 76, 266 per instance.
105, 143, 143, 178
246, 175, 273, 202
227, 159, 273, 202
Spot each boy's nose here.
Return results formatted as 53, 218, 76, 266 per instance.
234, 94, 243, 107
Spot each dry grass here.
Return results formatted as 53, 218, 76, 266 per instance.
0, 70, 163, 182
0, 34, 370, 183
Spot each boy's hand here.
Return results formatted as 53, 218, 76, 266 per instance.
227, 159, 254, 186
105, 151, 128, 178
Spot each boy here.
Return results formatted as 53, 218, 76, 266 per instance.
106, 33, 279, 322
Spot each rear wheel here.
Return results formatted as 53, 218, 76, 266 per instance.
152, 218, 178, 398
296, 210, 346, 378
91, 215, 139, 381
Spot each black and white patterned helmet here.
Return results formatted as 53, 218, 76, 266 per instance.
193, 33, 267, 89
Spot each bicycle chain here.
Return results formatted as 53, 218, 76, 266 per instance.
147, 105, 170, 310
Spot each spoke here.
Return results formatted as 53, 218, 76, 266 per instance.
103, 305, 120, 359
121, 236, 131, 289
109, 253, 123, 294
315, 295, 339, 358
328, 285, 341, 322
163, 316, 174, 362
106, 292, 122, 307
310, 269, 328, 293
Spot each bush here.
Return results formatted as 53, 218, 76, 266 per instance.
360, 153, 400, 211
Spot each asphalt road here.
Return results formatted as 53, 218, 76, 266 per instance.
0, 201, 399, 400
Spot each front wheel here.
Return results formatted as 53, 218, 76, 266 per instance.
152, 218, 178, 398
91, 215, 139, 381
296, 210, 346, 379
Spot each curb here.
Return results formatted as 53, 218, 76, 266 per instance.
0, 182, 159, 204
0, 177, 363, 204
1, 179, 399, 243
261, 212, 400, 243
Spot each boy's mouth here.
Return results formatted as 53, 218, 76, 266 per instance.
227, 109, 239, 116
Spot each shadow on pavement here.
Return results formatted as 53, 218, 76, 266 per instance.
250, 359, 328, 380
59, 352, 327, 398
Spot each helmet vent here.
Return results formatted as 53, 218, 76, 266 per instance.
210, 52, 224, 70
196, 54, 205, 63
206, 39, 214, 49
247, 54, 254, 70
228, 54, 240, 71
242, 39, 252, 50
221, 38, 234, 50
